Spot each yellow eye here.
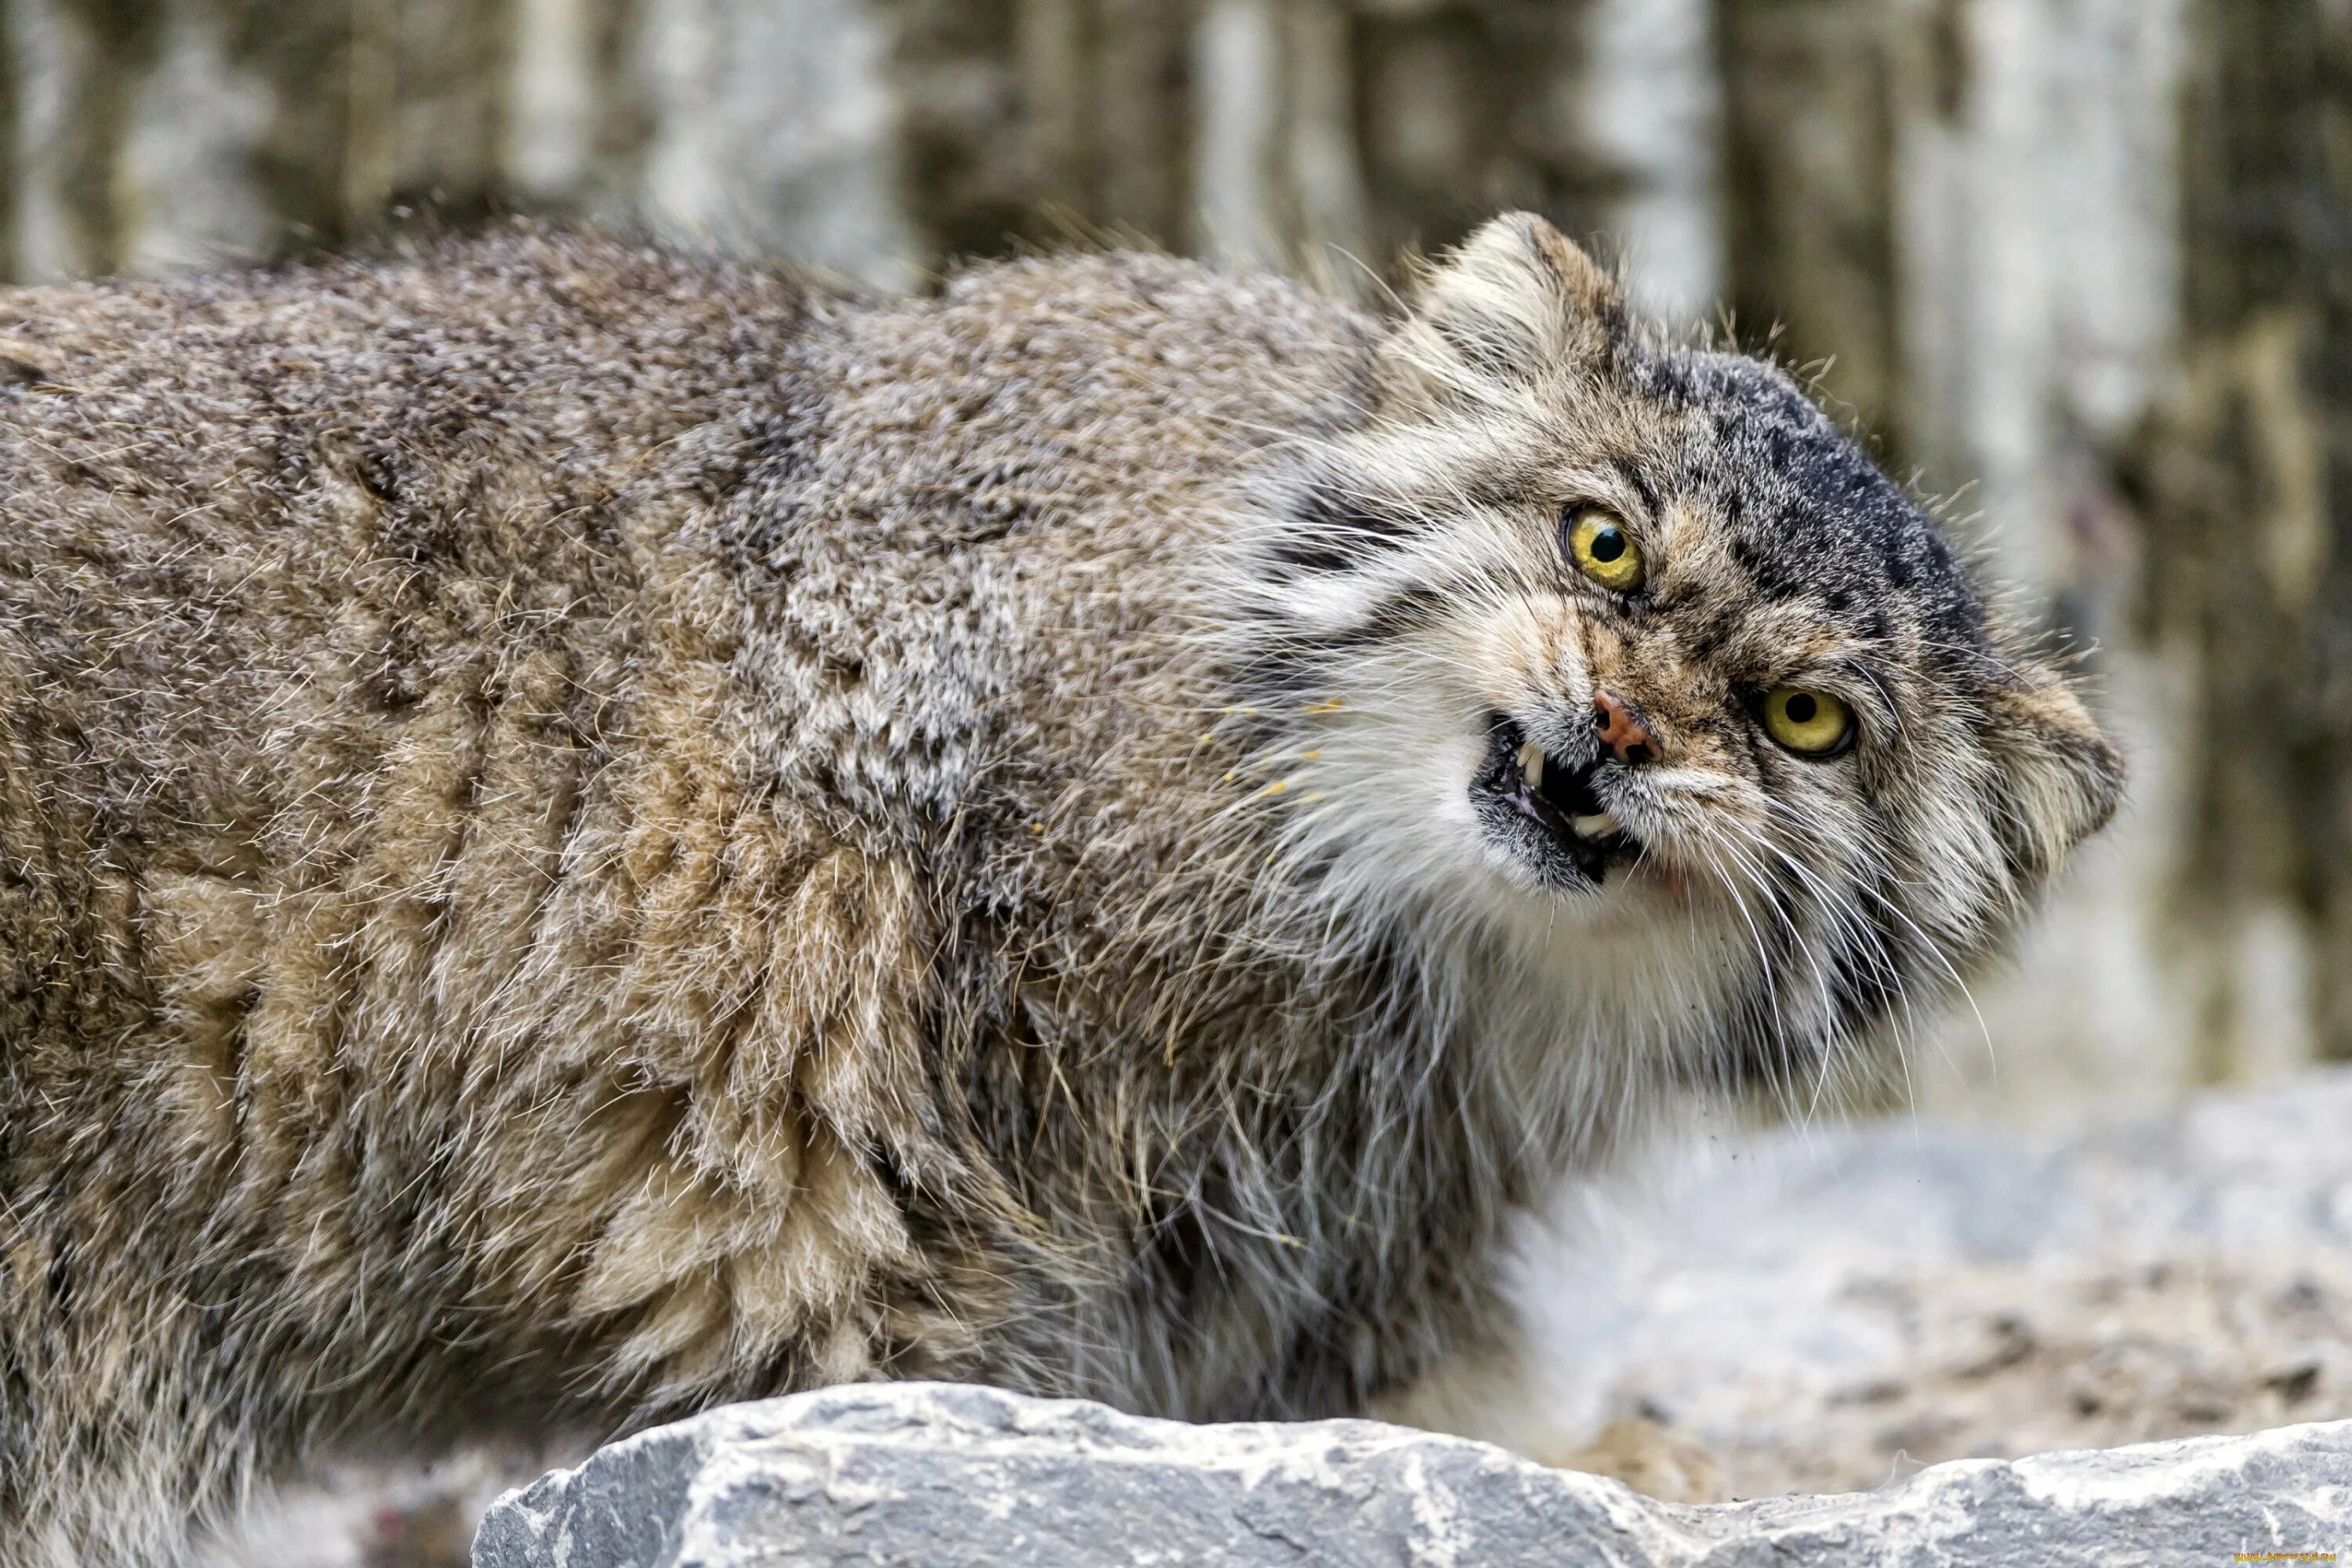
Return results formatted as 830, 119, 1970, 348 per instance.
1564, 508, 1645, 591
1761, 687, 1855, 757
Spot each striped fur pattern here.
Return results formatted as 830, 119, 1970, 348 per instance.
0, 216, 2115, 1563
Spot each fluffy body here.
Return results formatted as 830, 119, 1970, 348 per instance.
0, 219, 2118, 1563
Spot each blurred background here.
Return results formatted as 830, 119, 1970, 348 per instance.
15, 0, 2339, 1123
9, 0, 2344, 1118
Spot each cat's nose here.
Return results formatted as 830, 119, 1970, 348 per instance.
1591, 689, 1657, 766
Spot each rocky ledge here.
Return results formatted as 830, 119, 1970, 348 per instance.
474, 1381, 2349, 1566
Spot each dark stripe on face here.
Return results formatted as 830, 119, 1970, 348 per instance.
1227, 584, 1451, 707
1270, 482, 1416, 575
1610, 454, 1661, 518
1292, 583, 1450, 658
1679, 852, 1907, 1100
1707, 967, 1818, 1096
1823, 897, 1905, 1044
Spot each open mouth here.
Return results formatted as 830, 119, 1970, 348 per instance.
1470, 713, 1642, 887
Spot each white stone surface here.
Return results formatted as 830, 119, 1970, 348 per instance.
471, 1381, 2352, 1566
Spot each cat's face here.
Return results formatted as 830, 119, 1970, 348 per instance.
1230, 215, 2122, 1087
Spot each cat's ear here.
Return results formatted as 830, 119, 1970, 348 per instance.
1984, 674, 2125, 879
1381, 213, 1624, 408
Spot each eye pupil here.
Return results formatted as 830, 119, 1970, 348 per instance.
1784, 692, 1817, 724
1589, 528, 1625, 563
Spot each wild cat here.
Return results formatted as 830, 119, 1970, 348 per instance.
0, 212, 2117, 1562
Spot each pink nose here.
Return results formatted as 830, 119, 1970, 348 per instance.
1592, 689, 1656, 765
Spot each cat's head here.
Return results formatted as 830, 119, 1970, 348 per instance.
1228, 213, 2122, 1093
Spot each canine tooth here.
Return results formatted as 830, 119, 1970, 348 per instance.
1517, 741, 1544, 788
1570, 811, 1621, 840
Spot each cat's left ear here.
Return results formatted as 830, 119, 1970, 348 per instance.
1984, 675, 2125, 879
1381, 213, 1624, 408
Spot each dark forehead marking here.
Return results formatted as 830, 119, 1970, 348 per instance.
1609, 453, 1661, 517
1628, 350, 1991, 666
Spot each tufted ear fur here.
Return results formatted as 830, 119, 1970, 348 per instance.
1381, 213, 1624, 410
1984, 674, 2125, 880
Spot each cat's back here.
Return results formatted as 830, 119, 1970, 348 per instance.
0, 224, 804, 702
0, 230, 811, 1022
0, 223, 802, 469
0, 230, 1371, 768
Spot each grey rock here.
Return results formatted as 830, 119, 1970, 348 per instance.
473, 1381, 2352, 1567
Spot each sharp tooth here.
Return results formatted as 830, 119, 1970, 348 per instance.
1517, 741, 1544, 789
1570, 811, 1621, 840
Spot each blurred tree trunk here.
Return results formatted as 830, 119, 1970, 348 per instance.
9, 0, 518, 276
16, 0, 162, 276
2142, 0, 2352, 1069
1715, 0, 1904, 448
0, 1, 1721, 301
880, 0, 1697, 304
2310, 9, 2352, 1063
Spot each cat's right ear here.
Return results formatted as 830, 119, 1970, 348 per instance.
1379, 213, 1624, 412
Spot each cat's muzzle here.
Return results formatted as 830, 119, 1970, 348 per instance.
1472, 714, 1641, 889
